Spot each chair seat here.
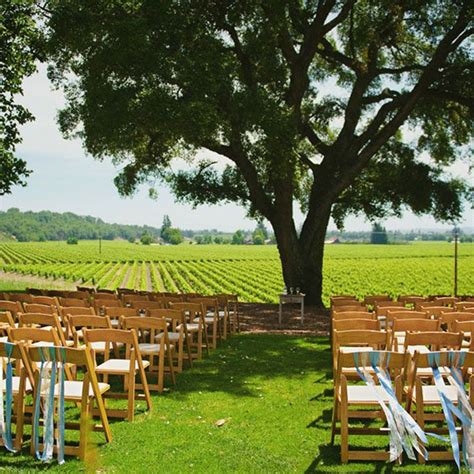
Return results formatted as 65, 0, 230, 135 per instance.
206, 311, 226, 318
96, 358, 150, 374
137, 343, 173, 354
1, 376, 32, 394
340, 347, 373, 354
89, 341, 124, 352
341, 385, 391, 404
54, 380, 110, 400
0, 336, 8, 343
409, 385, 458, 404
167, 332, 181, 342
187, 323, 200, 331
416, 367, 451, 377
203, 317, 217, 323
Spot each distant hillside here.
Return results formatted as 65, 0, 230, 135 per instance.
0, 208, 161, 242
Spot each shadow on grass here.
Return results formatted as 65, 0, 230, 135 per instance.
165, 333, 331, 400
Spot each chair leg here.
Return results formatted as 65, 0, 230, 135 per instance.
197, 329, 203, 359
415, 401, 425, 464
340, 401, 349, 463
127, 374, 135, 422
212, 321, 218, 349
79, 398, 91, 460
330, 398, 338, 445
177, 335, 184, 373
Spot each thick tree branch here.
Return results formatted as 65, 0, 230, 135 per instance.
204, 139, 275, 220
334, 6, 472, 195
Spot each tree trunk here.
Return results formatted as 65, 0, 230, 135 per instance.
273, 203, 331, 310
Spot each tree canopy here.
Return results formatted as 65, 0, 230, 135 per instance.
0, 0, 40, 195
44, 0, 473, 305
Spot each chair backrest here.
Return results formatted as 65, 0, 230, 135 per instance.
83, 327, 140, 363
61, 306, 95, 317
145, 309, 184, 331
364, 295, 392, 306
94, 292, 119, 301
420, 305, 454, 318
332, 311, 375, 321
30, 295, 59, 308
59, 297, 89, 308
332, 330, 389, 369
398, 295, 428, 305
376, 305, 410, 317
456, 302, 474, 312
104, 306, 139, 319
122, 294, 150, 304
130, 301, 164, 310
17, 312, 66, 344
433, 296, 458, 306
332, 305, 368, 314
440, 311, 474, 331
452, 320, 474, 335
332, 319, 379, 331
336, 350, 407, 381
0, 311, 15, 328
93, 288, 115, 295
415, 300, 444, 310
392, 318, 440, 333
9, 326, 63, 345
5, 293, 32, 304
0, 300, 23, 316
331, 298, 362, 308
386, 310, 429, 326
120, 316, 169, 337
23, 303, 56, 315
169, 302, 203, 322
404, 331, 463, 352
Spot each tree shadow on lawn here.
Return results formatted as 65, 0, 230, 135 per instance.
166, 333, 332, 400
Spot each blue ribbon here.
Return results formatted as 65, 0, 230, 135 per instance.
1, 342, 15, 452
427, 351, 471, 471
33, 346, 66, 464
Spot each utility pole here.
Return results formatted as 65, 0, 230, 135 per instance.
453, 226, 459, 296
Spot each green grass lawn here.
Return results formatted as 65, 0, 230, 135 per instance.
0, 334, 460, 473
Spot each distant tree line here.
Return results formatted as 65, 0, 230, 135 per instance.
0, 208, 160, 242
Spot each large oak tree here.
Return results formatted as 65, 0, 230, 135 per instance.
45, 1, 473, 306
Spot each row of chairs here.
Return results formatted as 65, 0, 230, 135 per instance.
0, 292, 240, 461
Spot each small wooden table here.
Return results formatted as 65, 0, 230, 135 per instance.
278, 294, 305, 325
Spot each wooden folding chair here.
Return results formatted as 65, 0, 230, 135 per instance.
420, 305, 454, 319
331, 350, 408, 462
455, 302, 474, 312
17, 312, 72, 347
130, 300, 164, 311
120, 316, 176, 392
59, 297, 90, 308
389, 318, 440, 352
398, 295, 428, 306
433, 296, 458, 306
452, 320, 474, 349
170, 302, 209, 359
27, 345, 112, 460
104, 306, 139, 328
440, 311, 474, 331
332, 311, 375, 321
121, 294, 150, 305
385, 310, 429, 328
23, 303, 56, 315
0, 341, 32, 451
146, 308, 193, 372
332, 305, 367, 315
82, 328, 152, 421
0, 311, 15, 339
216, 294, 240, 333
30, 295, 59, 309
0, 300, 23, 319
332, 329, 389, 375
68, 315, 117, 356
8, 327, 74, 382
405, 350, 474, 464
332, 319, 380, 331
364, 295, 393, 307
5, 293, 32, 304
201, 296, 228, 343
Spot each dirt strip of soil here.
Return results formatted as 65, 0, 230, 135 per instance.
239, 303, 330, 336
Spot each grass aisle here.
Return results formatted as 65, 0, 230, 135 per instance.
0, 335, 458, 473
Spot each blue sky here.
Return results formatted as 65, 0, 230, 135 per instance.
0, 65, 472, 232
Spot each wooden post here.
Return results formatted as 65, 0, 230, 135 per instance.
454, 227, 459, 297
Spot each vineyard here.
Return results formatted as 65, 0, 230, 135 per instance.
0, 241, 472, 304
